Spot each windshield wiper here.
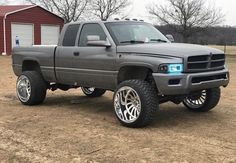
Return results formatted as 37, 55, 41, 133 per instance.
120, 40, 145, 44
150, 39, 167, 43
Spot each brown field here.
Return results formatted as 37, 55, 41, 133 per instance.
209, 45, 236, 55
0, 56, 235, 163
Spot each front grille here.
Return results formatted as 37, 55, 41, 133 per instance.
187, 54, 225, 72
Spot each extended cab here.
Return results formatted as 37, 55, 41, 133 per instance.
12, 21, 229, 127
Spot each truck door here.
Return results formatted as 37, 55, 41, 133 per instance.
55, 24, 81, 85
56, 23, 117, 90
74, 23, 117, 90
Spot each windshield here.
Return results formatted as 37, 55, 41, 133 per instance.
105, 22, 169, 45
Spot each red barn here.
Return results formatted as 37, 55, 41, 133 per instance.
0, 5, 64, 55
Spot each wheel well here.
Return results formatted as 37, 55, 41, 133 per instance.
22, 60, 41, 74
117, 66, 153, 84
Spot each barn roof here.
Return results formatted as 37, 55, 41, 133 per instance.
0, 5, 34, 17
0, 5, 64, 21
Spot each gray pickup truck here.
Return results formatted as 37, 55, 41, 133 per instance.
12, 20, 229, 127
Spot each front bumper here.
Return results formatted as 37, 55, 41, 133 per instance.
153, 69, 229, 95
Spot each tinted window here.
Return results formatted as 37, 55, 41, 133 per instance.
62, 24, 80, 46
79, 23, 106, 46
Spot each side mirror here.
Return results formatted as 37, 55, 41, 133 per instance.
166, 34, 175, 42
87, 35, 111, 47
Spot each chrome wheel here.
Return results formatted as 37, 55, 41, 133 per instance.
114, 86, 141, 123
17, 75, 31, 103
183, 90, 207, 109
81, 87, 95, 95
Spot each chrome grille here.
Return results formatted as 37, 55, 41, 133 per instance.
187, 54, 225, 72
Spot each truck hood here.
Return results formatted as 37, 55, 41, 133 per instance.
117, 43, 223, 58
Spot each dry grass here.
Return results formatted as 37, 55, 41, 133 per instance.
209, 45, 236, 55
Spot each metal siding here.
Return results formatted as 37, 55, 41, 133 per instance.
11, 23, 34, 48
41, 25, 60, 45
5, 6, 64, 55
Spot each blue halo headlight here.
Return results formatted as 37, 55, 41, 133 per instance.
158, 64, 183, 74
168, 64, 183, 73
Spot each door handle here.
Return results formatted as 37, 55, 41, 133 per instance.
73, 52, 80, 56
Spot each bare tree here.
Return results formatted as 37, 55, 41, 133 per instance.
90, 0, 131, 21
26, 0, 89, 23
148, 0, 224, 42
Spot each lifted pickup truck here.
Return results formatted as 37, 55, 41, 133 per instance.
12, 20, 229, 128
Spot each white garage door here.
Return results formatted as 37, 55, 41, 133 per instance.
11, 23, 34, 48
41, 25, 60, 45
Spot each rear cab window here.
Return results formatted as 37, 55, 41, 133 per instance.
62, 24, 80, 46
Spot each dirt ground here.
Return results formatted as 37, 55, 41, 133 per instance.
209, 45, 236, 56
0, 56, 235, 163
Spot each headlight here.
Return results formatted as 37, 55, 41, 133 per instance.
158, 64, 183, 74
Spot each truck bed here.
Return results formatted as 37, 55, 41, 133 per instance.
12, 45, 57, 82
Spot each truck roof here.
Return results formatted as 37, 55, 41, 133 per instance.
67, 20, 149, 25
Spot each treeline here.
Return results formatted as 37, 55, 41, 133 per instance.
156, 25, 236, 45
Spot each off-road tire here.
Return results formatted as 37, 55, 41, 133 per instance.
183, 88, 221, 112
81, 87, 106, 97
113, 80, 159, 128
17, 71, 47, 105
